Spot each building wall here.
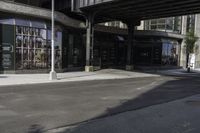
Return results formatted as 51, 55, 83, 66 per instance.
194, 14, 200, 68
136, 21, 145, 30
2, 0, 200, 73
180, 16, 187, 68
179, 14, 200, 69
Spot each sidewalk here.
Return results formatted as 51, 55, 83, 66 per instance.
0, 69, 159, 86
153, 68, 200, 76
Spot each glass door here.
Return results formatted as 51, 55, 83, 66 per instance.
1, 24, 15, 71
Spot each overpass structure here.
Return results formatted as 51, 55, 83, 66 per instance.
71, 0, 200, 71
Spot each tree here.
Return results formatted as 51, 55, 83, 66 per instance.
184, 31, 198, 72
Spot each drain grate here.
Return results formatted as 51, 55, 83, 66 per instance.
185, 100, 200, 106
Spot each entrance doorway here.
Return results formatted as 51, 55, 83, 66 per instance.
134, 44, 162, 66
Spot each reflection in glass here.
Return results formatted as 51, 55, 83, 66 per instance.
145, 17, 181, 33
15, 24, 62, 70
47, 30, 62, 69
162, 42, 179, 66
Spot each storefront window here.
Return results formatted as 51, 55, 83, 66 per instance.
16, 26, 49, 69
186, 15, 195, 32
67, 33, 85, 68
162, 41, 179, 66
47, 30, 62, 69
15, 20, 62, 70
73, 34, 84, 67
145, 17, 182, 33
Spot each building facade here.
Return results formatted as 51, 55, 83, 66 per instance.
0, 0, 199, 73
103, 15, 200, 69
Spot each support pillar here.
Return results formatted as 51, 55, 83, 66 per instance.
126, 24, 135, 71
85, 15, 94, 72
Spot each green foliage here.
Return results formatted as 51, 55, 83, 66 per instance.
184, 31, 198, 54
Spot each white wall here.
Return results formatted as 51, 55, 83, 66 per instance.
194, 14, 200, 68
180, 16, 187, 68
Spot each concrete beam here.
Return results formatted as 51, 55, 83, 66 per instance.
0, 1, 85, 28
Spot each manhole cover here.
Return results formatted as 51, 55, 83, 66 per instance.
185, 100, 200, 106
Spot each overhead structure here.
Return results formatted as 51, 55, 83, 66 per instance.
9, 0, 200, 72
72, 0, 200, 22
71, 0, 200, 71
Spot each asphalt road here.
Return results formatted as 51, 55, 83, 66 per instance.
0, 74, 200, 133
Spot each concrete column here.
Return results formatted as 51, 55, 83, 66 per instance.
85, 15, 94, 72
126, 24, 135, 71
180, 16, 187, 68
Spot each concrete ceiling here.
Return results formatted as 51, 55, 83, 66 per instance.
75, 0, 200, 22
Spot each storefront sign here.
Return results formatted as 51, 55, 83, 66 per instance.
2, 54, 12, 69
2, 43, 13, 69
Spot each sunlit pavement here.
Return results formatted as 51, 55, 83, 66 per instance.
0, 69, 159, 86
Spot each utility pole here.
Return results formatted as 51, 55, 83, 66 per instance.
49, 0, 57, 80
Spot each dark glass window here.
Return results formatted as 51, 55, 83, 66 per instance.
186, 15, 195, 32
15, 21, 62, 70
162, 41, 179, 66
145, 17, 181, 33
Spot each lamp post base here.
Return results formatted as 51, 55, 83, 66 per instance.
85, 66, 94, 72
49, 71, 57, 80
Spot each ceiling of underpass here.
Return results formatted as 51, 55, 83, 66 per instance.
74, 0, 200, 23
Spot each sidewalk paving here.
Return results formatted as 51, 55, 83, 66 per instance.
157, 68, 200, 76
0, 69, 159, 86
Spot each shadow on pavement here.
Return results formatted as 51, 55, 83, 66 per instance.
27, 124, 44, 133
141, 69, 200, 77
0, 76, 7, 78
58, 75, 200, 133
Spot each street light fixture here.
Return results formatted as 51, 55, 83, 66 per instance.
49, 0, 57, 80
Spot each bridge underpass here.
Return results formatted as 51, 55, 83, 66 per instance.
71, 0, 200, 72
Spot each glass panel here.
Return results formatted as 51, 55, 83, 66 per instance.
166, 19, 173, 30
47, 29, 62, 69
162, 42, 179, 66
55, 32, 62, 69
15, 26, 49, 69
31, 21, 46, 29
145, 17, 182, 33
150, 20, 157, 25
0, 19, 15, 25
15, 19, 30, 27
150, 25, 157, 30
157, 25, 166, 30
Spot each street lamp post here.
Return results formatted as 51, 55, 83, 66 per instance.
49, 0, 57, 80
